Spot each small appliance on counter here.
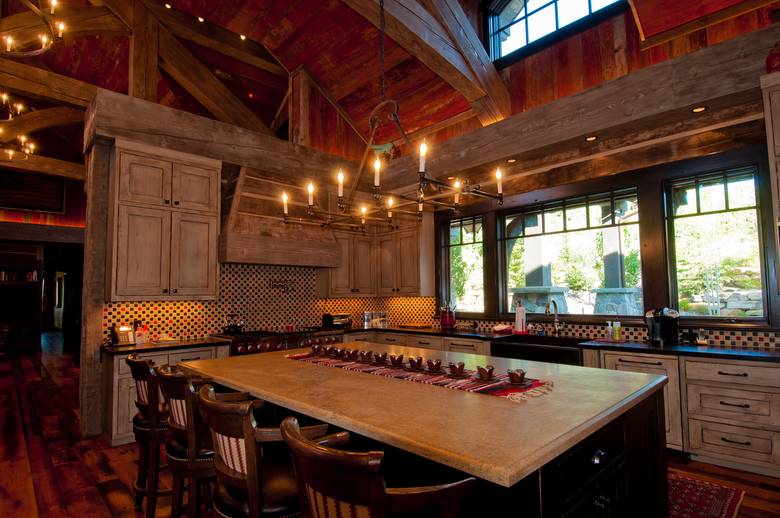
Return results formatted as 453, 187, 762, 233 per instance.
363, 311, 388, 328
645, 308, 679, 346
322, 313, 352, 329
111, 324, 136, 346
222, 313, 244, 335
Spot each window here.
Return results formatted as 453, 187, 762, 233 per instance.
485, 0, 623, 61
667, 168, 765, 319
500, 189, 642, 315
445, 217, 485, 313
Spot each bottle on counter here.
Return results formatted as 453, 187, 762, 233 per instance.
613, 321, 622, 341
606, 321, 613, 341
514, 300, 527, 334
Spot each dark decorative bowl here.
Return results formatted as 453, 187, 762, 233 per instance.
407, 356, 424, 370
390, 354, 404, 368
426, 359, 442, 373
448, 361, 466, 377
476, 365, 495, 381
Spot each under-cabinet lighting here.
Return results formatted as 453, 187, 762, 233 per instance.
197, 16, 205, 22
585, 136, 597, 142
692, 106, 707, 113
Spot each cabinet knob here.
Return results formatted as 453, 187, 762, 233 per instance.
162, 289, 168, 294
172, 289, 178, 293
164, 199, 170, 204
174, 201, 180, 206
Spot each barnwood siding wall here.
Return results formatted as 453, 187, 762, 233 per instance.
402, 2, 780, 151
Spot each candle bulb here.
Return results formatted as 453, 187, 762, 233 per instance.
373, 158, 381, 187
419, 142, 427, 172
51, 0, 57, 14
307, 182, 314, 206
40, 34, 48, 48
57, 22, 65, 38
281, 192, 288, 215
337, 170, 344, 197
5, 36, 12, 52
495, 168, 503, 194
360, 205, 367, 225
454, 179, 461, 205
387, 196, 394, 219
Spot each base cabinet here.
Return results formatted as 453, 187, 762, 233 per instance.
443, 338, 489, 356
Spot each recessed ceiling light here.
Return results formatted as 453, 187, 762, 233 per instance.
507, 158, 516, 163
692, 106, 707, 113
585, 135, 597, 142
447, 176, 455, 180
240, 34, 246, 40
197, 16, 204, 22
164, 3, 171, 8
248, 92, 254, 99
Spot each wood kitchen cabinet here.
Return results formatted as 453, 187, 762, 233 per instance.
107, 140, 221, 301
443, 337, 490, 355
378, 229, 420, 295
328, 231, 376, 297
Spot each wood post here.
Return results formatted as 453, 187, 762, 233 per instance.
129, 0, 159, 102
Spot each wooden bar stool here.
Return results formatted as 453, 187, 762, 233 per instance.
280, 416, 476, 518
197, 384, 332, 518
156, 365, 218, 518
125, 354, 172, 518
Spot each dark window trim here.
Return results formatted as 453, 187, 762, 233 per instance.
435, 146, 780, 329
482, 0, 628, 70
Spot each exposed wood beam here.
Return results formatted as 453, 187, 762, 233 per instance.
87, 0, 133, 29
391, 108, 475, 147
0, 5, 128, 48
0, 58, 96, 107
628, 0, 777, 49
2, 154, 85, 181
0, 107, 83, 142
288, 67, 311, 146
128, 0, 158, 102
141, 0, 287, 78
342, 0, 509, 126
421, 0, 510, 122
270, 88, 290, 133
0, 221, 84, 244
382, 23, 780, 190
157, 26, 273, 135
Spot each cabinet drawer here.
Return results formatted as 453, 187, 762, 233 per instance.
346, 332, 374, 343
405, 335, 443, 350
443, 338, 489, 355
169, 349, 213, 365
118, 352, 169, 376
374, 333, 408, 345
687, 384, 780, 427
685, 360, 780, 388
688, 419, 780, 466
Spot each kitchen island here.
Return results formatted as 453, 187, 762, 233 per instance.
182, 342, 669, 516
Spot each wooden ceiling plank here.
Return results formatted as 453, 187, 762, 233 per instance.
632, 0, 777, 49
0, 58, 96, 107
342, 0, 497, 123
390, 108, 475, 147
0, 5, 129, 48
270, 87, 290, 133
128, 0, 158, 102
0, 107, 83, 143
87, 0, 133, 29
381, 23, 780, 190
157, 26, 274, 135
421, 0, 511, 123
299, 67, 369, 144
1, 154, 85, 181
141, 0, 287, 78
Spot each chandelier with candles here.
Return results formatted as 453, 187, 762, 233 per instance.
2, 0, 66, 58
278, 0, 503, 230
0, 93, 36, 162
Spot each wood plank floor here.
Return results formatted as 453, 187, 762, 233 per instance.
1, 333, 779, 517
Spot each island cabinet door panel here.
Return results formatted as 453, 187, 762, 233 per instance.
395, 229, 420, 295
170, 213, 217, 297
116, 376, 137, 438
329, 233, 353, 296
351, 236, 375, 296
376, 234, 396, 296
172, 163, 218, 213
115, 205, 171, 297
118, 152, 172, 207
602, 353, 682, 449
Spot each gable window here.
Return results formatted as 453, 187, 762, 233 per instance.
445, 217, 485, 313
500, 188, 643, 316
666, 168, 765, 319
485, 0, 624, 63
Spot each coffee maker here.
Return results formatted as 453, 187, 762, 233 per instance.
645, 308, 679, 346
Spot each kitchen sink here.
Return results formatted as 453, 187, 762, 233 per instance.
490, 334, 586, 365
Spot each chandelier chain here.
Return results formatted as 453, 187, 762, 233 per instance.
379, 0, 386, 102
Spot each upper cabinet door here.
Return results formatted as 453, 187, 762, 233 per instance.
115, 205, 171, 298
396, 229, 420, 295
170, 212, 218, 298
118, 152, 172, 207
172, 163, 219, 214
376, 234, 396, 296
329, 232, 353, 297
352, 236, 376, 296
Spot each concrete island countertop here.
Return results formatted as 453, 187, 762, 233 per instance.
101, 337, 230, 355
181, 341, 666, 487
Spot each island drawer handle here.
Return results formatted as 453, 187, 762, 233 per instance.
617, 358, 662, 366
590, 449, 607, 465
717, 371, 748, 377
719, 401, 750, 409
721, 437, 751, 447
178, 357, 200, 362
385, 338, 396, 342
417, 341, 431, 345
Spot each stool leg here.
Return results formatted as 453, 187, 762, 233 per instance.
134, 439, 149, 508
145, 442, 161, 518
170, 473, 184, 518
187, 474, 198, 518
201, 478, 213, 511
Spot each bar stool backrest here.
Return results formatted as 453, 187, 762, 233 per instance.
125, 354, 163, 425
156, 365, 210, 458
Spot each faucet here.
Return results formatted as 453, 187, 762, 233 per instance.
544, 300, 563, 337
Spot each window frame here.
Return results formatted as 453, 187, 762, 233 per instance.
482, 0, 628, 70
435, 146, 780, 329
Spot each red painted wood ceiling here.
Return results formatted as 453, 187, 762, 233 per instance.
630, 0, 758, 39
6, 0, 471, 144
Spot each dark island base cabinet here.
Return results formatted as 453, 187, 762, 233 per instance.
467, 390, 668, 517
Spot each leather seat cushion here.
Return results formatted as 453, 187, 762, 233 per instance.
165, 437, 214, 462
132, 413, 169, 431
213, 458, 299, 517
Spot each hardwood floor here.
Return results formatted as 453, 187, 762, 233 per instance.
1, 333, 779, 517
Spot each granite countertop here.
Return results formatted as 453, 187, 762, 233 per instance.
579, 340, 780, 363
346, 326, 499, 340
181, 343, 666, 487
101, 337, 231, 355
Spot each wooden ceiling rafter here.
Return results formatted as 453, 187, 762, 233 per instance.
129, 0, 158, 102
0, 5, 129, 48
0, 57, 96, 107
87, 0, 133, 29
1, 154, 85, 181
0, 106, 83, 143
